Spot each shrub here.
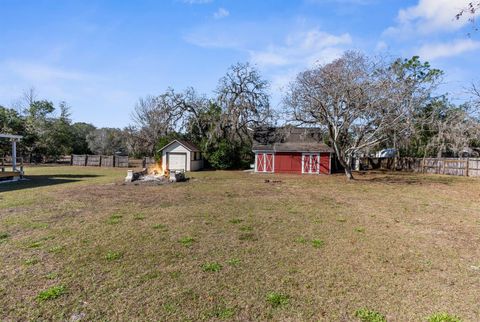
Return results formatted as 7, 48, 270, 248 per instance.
36, 285, 66, 302
266, 292, 289, 308
427, 313, 462, 322
354, 308, 386, 322
0, 232, 9, 241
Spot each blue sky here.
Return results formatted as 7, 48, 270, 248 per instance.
0, 0, 478, 127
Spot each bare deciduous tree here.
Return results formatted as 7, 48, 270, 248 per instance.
284, 51, 432, 180
216, 62, 273, 146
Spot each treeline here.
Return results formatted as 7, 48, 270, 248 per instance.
1, 54, 480, 174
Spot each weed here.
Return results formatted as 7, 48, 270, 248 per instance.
213, 306, 236, 319
295, 237, 307, 244
45, 272, 58, 280
239, 232, 257, 241
178, 236, 195, 247
153, 223, 168, 231
354, 308, 386, 322
163, 303, 177, 314
28, 241, 43, 248
140, 271, 160, 282
169, 271, 181, 279
0, 232, 9, 241
36, 285, 66, 302
239, 225, 253, 232
24, 258, 39, 266
48, 245, 64, 253
266, 292, 289, 308
227, 258, 241, 266
337, 218, 347, 223
427, 313, 462, 322
133, 213, 145, 220
201, 262, 223, 272
107, 214, 122, 224
229, 218, 243, 224
105, 251, 122, 261
355, 227, 365, 233
312, 239, 325, 248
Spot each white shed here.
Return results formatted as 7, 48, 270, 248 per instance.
158, 140, 204, 172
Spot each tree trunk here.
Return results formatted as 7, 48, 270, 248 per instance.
344, 166, 354, 180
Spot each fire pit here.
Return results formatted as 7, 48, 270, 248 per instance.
124, 160, 187, 184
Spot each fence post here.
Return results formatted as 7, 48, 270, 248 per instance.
466, 158, 470, 177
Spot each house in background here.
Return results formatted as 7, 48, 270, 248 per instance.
252, 127, 334, 175
158, 139, 203, 172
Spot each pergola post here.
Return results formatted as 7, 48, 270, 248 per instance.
12, 139, 17, 172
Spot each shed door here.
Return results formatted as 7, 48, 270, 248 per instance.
302, 153, 320, 174
256, 153, 273, 173
168, 153, 187, 171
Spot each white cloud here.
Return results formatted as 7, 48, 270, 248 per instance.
4, 61, 92, 83
213, 8, 229, 19
386, 0, 478, 36
250, 28, 352, 68
417, 39, 480, 60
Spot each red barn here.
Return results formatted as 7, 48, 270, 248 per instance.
252, 127, 334, 175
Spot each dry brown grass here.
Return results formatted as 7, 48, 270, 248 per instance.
1, 166, 479, 321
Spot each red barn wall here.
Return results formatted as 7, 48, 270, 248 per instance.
319, 152, 330, 174
274, 153, 302, 174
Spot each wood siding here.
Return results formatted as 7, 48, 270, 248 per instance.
274, 153, 302, 174
320, 153, 330, 174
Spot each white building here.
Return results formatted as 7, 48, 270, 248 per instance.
158, 140, 203, 172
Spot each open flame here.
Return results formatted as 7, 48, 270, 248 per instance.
147, 160, 168, 176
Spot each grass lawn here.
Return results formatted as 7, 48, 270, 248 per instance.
1, 166, 479, 321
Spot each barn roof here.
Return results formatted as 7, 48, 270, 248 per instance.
158, 139, 200, 152
252, 126, 333, 153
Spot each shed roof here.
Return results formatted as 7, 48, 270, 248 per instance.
158, 139, 200, 152
0, 133, 23, 140
252, 126, 333, 153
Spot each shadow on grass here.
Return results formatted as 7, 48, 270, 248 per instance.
353, 171, 455, 185
0, 174, 103, 192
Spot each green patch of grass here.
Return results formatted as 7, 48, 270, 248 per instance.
48, 245, 64, 253
24, 258, 39, 266
140, 271, 160, 282
427, 313, 462, 322
354, 308, 386, 322
36, 285, 66, 302
45, 272, 58, 280
239, 232, 257, 241
105, 251, 123, 261
107, 214, 122, 224
227, 258, 240, 266
28, 241, 43, 248
295, 237, 307, 244
355, 227, 365, 233
0, 232, 9, 241
163, 303, 177, 314
229, 218, 243, 224
212, 305, 236, 319
201, 262, 223, 272
152, 223, 168, 231
266, 292, 289, 308
239, 225, 253, 232
133, 213, 145, 220
178, 236, 195, 247
169, 271, 181, 279
312, 239, 325, 248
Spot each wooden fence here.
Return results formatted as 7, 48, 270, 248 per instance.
71, 155, 129, 168
361, 157, 480, 178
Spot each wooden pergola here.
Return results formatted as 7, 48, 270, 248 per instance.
0, 133, 23, 180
